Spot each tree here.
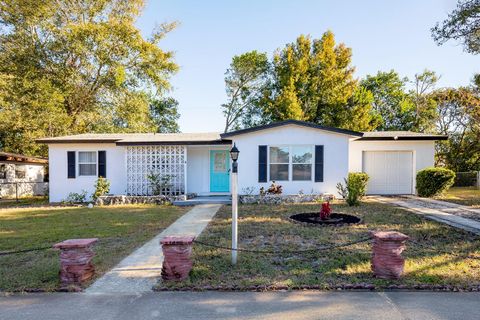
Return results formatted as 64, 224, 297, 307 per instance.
432, 0, 480, 54
360, 69, 438, 132
150, 97, 180, 133
434, 87, 480, 171
0, 0, 178, 155
233, 32, 379, 132
222, 51, 269, 132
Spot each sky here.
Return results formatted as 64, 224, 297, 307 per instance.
136, 0, 479, 133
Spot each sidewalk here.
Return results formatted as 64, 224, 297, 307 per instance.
373, 196, 480, 235
1, 291, 479, 320
85, 204, 222, 295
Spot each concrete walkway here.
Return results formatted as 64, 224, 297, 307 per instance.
85, 204, 222, 295
373, 196, 480, 235
1, 291, 479, 320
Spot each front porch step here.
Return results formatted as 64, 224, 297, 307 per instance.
173, 196, 232, 206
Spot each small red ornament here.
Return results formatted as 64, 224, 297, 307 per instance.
320, 201, 332, 220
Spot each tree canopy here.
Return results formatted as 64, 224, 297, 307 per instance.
432, 0, 480, 54
0, 0, 179, 155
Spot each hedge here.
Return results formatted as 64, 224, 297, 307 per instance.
416, 167, 455, 197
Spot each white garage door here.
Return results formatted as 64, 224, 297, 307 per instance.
363, 151, 413, 195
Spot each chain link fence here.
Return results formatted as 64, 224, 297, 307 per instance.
453, 171, 480, 188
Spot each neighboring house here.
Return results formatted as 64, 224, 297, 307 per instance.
0, 151, 48, 198
37, 120, 447, 203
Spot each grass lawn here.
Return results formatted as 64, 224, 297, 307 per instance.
160, 200, 480, 290
436, 187, 480, 208
0, 204, 188, 292
0, 196, 49, 209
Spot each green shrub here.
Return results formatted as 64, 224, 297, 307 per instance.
416, 167, 455, 197
146, 172, 173, 195
92, 176, 110, 201
63, 190, 88, 204
336, 172, 369, 206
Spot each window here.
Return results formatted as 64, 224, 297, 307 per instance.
15, 165, 26, 179
269, 146, 289, 181
292, 146, 313, 181
0, 164, 6, 179
269, 145, 313, 181
78, 151, 97, 176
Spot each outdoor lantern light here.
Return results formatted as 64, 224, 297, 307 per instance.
230, 143, 239, 173
230, 143, 239, 265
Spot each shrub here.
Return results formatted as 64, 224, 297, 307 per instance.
416, 167, 455, 197
63, 190, 88, 204
146, 172, 173, 196
336, 172, 369, 206
92, 177, 110, 201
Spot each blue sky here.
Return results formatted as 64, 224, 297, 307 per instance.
137, 0, 479, 132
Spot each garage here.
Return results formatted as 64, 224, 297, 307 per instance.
363, 151, 413, 195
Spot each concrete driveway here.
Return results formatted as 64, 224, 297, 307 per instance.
1, 291, 478, 320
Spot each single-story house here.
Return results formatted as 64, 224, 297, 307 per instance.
0, 151, 49, 198
37, 120, 447, 203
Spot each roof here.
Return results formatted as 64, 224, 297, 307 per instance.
36, 132, 230, 145
220, 120, 364, 138
358, 131, 448, 141
0, 152, 48, 164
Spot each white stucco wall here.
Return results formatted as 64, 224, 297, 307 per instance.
48, 143, 126, 202
230, 124, 352, 195
186, 145, 230, 195
349, 140, 435, 193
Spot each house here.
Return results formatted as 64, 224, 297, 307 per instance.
36, 120, 447, 203
0, 151, 49, 198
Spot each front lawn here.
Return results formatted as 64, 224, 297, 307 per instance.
436, 187, 480, 208
0, 204, 187, 292
0, 196, 48, 209
159, 200, 480, 290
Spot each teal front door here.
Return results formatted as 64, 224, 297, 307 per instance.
210, 150, 230, 192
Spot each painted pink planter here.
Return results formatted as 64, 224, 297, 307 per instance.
53, 238, 98, 287
371, 231, 409, 279
161, 235, 195, 281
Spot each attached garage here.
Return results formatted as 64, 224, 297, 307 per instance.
363, 151, 413, 194
349, 131, 448, 195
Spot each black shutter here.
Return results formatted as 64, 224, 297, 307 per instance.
258, 145, 267, 182
98, 151, 106, 178
314, 145, 324, 182
67, 151, 76, 179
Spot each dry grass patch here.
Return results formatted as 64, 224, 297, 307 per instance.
436, 187, 480, 208
160, 200, 480, 290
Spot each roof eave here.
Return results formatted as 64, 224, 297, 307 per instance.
220, 120, 364, 138
115, 140, 231, 146
357, 136, 448, 141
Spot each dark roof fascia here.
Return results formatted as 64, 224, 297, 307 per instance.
220, 120, 364, 138
115, 140, 232, 146
357, 136, 448, 141
36, 139, 121, 144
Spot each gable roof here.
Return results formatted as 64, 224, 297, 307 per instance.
36, 132, 229, 145
358, 131, 448, 141
220, 120, 364, 138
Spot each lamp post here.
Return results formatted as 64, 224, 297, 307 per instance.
230, 143, 240, 265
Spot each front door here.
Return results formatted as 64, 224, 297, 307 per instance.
210, 150, 230, 192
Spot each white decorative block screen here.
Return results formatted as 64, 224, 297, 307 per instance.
126, 146, 186, 196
